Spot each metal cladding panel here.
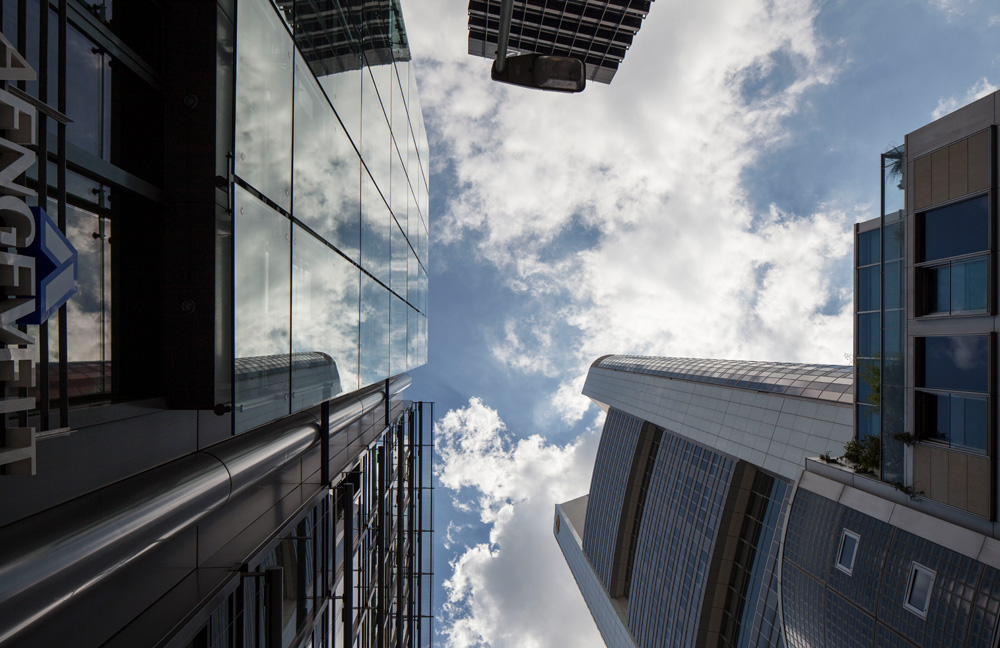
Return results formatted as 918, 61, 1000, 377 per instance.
626, 431, 734, 648
581, 408, 645, 590
782, 489, 1000, 648
555, 499, 638, 648
595, 355, 854, 403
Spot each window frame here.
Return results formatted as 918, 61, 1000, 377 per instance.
903, 562, 936, 618
915, 252, 991, 317
835, 529, 860, 576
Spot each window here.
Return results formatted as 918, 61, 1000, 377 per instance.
904, 563, 935, 617
836, 529, 860, 575
916, 335, 989, 393
916, 392, 988, 452
918, 195, 988, 263
918, 256, 987, 316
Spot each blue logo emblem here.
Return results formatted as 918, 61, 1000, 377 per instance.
17, 206, 77, 325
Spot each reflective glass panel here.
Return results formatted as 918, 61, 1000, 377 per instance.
318, 65, 362, 150
65, 26, 110, 159
918, 335, 989, 393
883, 260, 901, 310
857, 313, 880, 357
883, 148, 905, 217
362, 63, 392, 198
391, 147, 407, 228
61, 202, 112, 396
857, 267, 880, 312
390, 295, 407, 375
857, 405, 879, 441
884, 221, 903, 261
906, 567, 933, 614
917, 391, 950, 441
360, 274, 389, 387
837, 532, 858, 572
390, 219, 407, 299
293, 51, 360, 262
951, 256, 987, 313
234, 185, 291, 433
291, 225, 360, 411
951, 395, 987, 452
923, 265, 950, 314
407, 246, 418, 308
360, 172, 390, 284
236, 0, 293, 211
919, 195, 988, 262
858, 229, 880, 266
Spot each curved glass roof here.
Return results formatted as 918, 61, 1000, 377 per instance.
595, 355, 854, 403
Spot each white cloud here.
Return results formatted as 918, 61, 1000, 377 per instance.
406, 0, 862, 643
410, 0, 855, 425
933, 77, 998, 120
436, 398, 604, 648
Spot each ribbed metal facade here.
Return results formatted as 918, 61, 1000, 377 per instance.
582, 408, 646, 590
467, 0, 654, 84
782, 488, 1000, 648
626, 432, 735, 647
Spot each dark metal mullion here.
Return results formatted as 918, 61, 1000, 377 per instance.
56, 0, 67, 427
395, 415, 405, 646
64, 0, 164, 94
37, 0, 50, 432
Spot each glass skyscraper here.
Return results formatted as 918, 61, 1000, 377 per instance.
0, 1, 432, 646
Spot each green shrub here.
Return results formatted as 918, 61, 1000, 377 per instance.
843, 435, 880, 474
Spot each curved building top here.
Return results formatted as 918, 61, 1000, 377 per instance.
595, 355, 854, 403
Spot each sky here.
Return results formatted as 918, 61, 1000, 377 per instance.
400, 1, 1000, 646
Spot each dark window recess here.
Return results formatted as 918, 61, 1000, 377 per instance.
916, 391, 988, 452
918, 194, 988, 262
916, 335, 989, 393
918, 256, 987, 316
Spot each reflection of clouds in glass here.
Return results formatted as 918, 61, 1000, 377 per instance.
63, 208, 110, 364
949, 335, 984, 371
234, 187, 290, 359
361, 173, 390, 284
236, 0, 293, 210
294, 53, 361, 261
292, 225, 360, 394
318, 68, 362, 148
360, 274, 389, 386
390, 294, 407, 374
362, 63, 394, 198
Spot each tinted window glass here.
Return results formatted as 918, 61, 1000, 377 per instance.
858, 267, 880, 311
858, 229, 880, 266
951, 257, 987, 313
920, 195, 988, 262
918, 335, 989, 392
857, 313, 880, 357
951, 395, 988, 452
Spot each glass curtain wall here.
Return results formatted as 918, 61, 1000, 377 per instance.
233, 0, 429, 433
856, 226, 881, 447
881, 148, 905, 482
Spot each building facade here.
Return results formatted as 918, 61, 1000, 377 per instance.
467, 0, 654, 84
0, 1, 432, 646
557, 94, 1000, 648
556, 356, 854, 647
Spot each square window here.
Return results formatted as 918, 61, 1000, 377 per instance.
904, 562, 936, 618
836, 529, 860, 575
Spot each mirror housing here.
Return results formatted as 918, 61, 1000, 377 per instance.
491, 54, 587, 93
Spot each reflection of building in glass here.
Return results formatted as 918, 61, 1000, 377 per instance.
467, 0, 656, 83
0, 1, 433, 646
557, 93, 1000, 648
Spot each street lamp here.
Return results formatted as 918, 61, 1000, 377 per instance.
489, 0, 587, 93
